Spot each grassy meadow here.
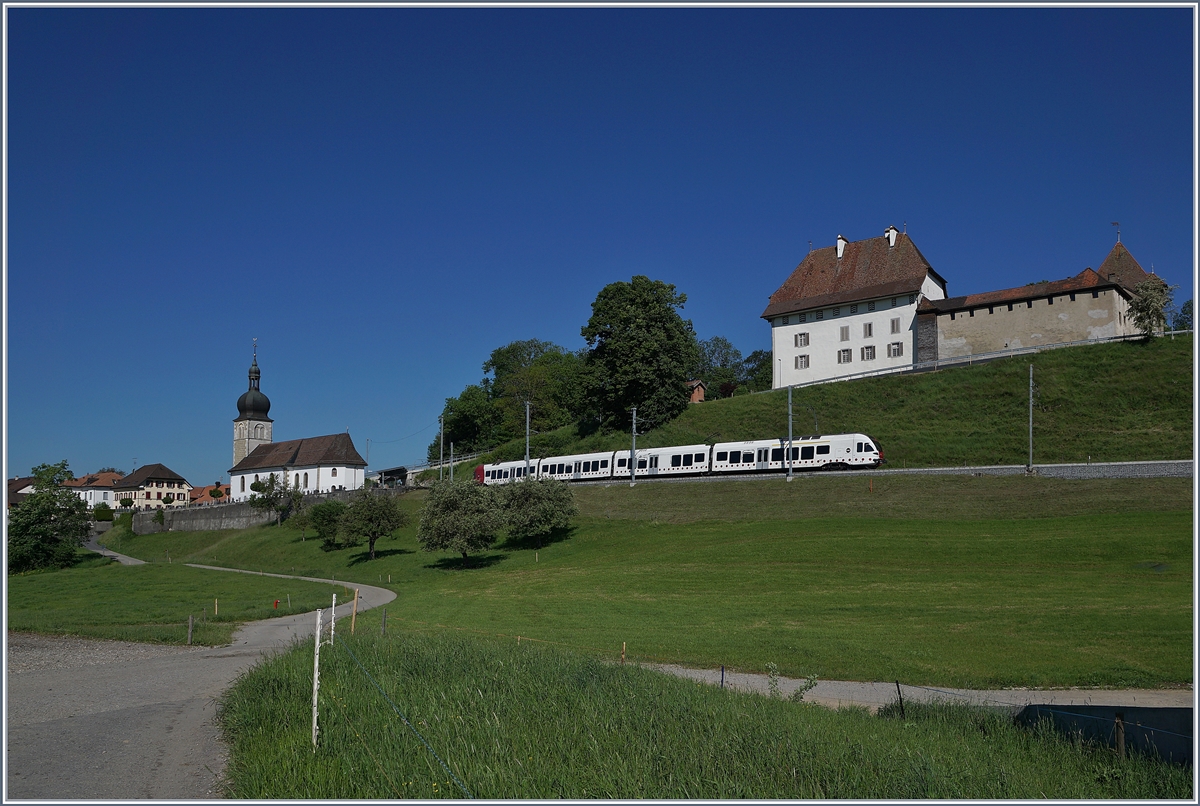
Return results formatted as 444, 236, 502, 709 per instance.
100, 475, 1192, 688
7, 551, 349, 645
219, 629, 1192, 799
453, 336, 1193, 472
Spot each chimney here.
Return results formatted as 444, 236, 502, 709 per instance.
885, 225, 899, 247
1108, 273, 1117, 282
836, 234, 848, 259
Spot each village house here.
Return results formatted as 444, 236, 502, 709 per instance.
62, 471, 125, 509
112, 464, 192, 510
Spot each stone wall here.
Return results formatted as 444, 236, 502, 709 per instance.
133, 502, 275, 535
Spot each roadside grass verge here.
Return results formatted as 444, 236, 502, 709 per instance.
100, 477, 1192, 688
7, 551, 348, 645
219, 630, 1192, 799
463, 336, 1192, 469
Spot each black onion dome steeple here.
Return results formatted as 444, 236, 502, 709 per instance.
235, 351, 272, 422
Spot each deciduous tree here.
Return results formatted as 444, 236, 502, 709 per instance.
1129, 278, 1176, 337
498, 477, 577, 546
309, 500, 348, 550
341, 490, 409, 561
7, 461, 90, 573
581, 276, 700, 430
416, 479, 502, 563
1171, 299, 1192, 332
248, 474, 288, 524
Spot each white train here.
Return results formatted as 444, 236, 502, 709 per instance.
476, 433, 883, 485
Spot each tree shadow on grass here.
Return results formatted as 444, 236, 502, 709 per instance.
497, 525, 577, 552
425, 553, 508, 571
347, 548, 414, 566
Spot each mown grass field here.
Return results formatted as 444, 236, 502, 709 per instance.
7, 552, 349, 645
101, 475, 1193, 688
461, 336, 1192, 471
219, 629, 1192, 799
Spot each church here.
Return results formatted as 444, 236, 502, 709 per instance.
227, 348, 367, 502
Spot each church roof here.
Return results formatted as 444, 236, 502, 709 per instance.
761, 232, 946, 319
229, 433, 367, 474
113, 464, 189, 490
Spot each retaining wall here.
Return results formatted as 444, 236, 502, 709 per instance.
133, 502, 275, 535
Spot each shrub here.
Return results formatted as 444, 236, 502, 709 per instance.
92, 502, 114, 522
309, 501, 348, 550
498, 477, 577, 545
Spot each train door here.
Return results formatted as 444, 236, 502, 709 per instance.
756, 447, 769, 471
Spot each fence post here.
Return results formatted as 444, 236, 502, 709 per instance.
381, 608, 387, 636
351, 589, 359, 634
330, 594, 337, 643
1115, 712, 1126, 759
214, 598, 218, 617
312, 608, 322, 751
621, 641, 626, 665
895, 680, 906, 719
187, 614, 193, 645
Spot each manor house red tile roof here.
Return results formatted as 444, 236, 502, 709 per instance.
762, 232, 947, 319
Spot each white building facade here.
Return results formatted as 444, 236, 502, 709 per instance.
763, 227, 947, 388
229, 433, 367, 502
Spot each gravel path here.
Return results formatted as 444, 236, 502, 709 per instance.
5, 556, 395, 800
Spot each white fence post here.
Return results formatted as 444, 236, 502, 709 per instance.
330, 593, 337, 644
311, 607, 322, 750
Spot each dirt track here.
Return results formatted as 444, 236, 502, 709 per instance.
5, 568, 395, 800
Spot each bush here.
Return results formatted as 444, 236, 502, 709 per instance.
309, 501, 348, 550
92, 502, 114, 522
498, 477, 577, 544
417, 479, 502, 562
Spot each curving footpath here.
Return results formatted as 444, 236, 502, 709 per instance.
6, 548, 394, 800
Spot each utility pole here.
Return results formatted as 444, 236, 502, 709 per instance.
1028, 364, 1034, 473
450, 442, 454, 481
629, 407, 637, 487
525, 400, 531, 479
438, 415, 444, 481
787, 385, 794, 482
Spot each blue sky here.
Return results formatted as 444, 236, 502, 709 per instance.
5, 7, 1194, 485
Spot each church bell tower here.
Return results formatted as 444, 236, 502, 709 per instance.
233, 342, 273, 466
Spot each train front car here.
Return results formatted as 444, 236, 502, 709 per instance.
481, 459, 537, 485
854, 434, 884, 468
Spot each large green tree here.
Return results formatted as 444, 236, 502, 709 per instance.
581, 276, 701, 430
308, 500, 348, 550
341, 490, 409, 561
427, 384, 504, 462
694, 336, 745, 398
8, 461, 90, 573
741, 349, 774, 392
416, 479, 503, 563
485, 339, 587, 437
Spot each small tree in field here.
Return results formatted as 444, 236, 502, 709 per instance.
341, 490, 410, 561
417, 479, 503, 564
498, 477, 578, 547
248, 474, 288, 524
1129, 278, 1176, 337
309, 500, 348, 550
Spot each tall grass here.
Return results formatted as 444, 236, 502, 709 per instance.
219, 630, 1192, 799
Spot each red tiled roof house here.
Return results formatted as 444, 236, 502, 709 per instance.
762, 226, 948, 387
229, 433, 367, 501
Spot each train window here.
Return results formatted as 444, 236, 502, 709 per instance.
790, 447, 799, 460
651, 456, 659, 468
716, 451, 728, 461
864, 442, 876, 452
816, 445, 831, 455
694, 453, 705, 463
637, 459, 647, 469
557, 463, 565, 474
503, 470, 509, 478
743, 452, 754, 463
601, 460, 608, 468
582, 461, 590, 472
617, 458, 627, 468
857, 442, 863, 452
671, 455, 682, 467
771, 448, 783, 462
801, 446, 814, 460
682, 454, 693, 466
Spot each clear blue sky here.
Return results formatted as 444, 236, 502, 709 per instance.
5, 7, 1194, 485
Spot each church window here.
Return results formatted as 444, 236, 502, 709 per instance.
240, 477, 245, 492
254, 474, 259, 483
331, 468, 338, 477
295, 474, 300, 487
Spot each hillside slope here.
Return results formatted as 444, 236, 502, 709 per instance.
473, 336, 1192, 468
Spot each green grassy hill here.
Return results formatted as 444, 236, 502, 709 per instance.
464, 337, 1192, 470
